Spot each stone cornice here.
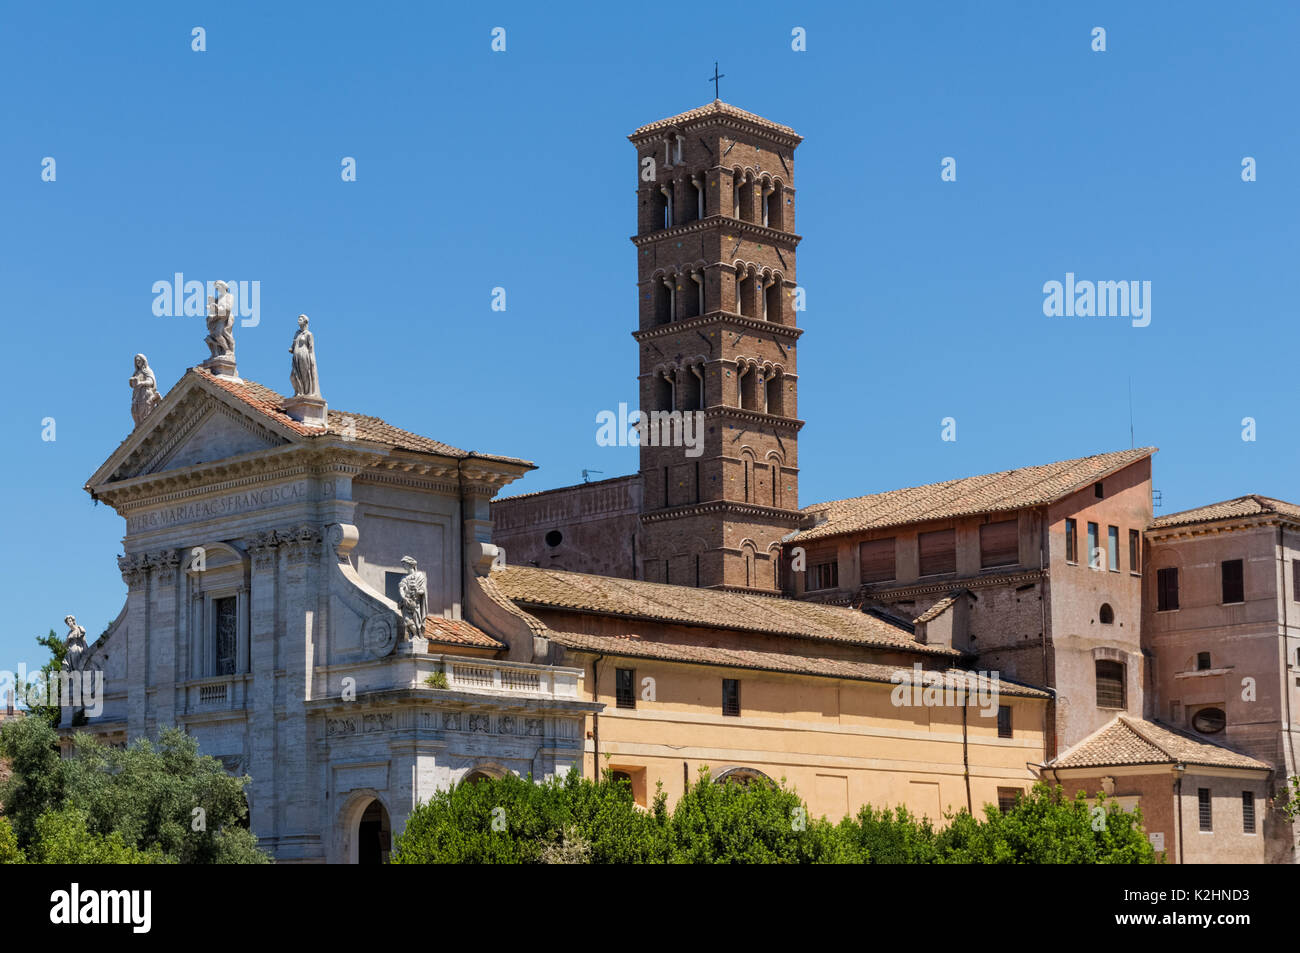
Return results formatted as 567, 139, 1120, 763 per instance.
640, 499, 804, 525
633, 311, 803, 343
629, 112, 802, 149
706, 406, 806, 432
93, 444, 386, 513
859, 569, 1048, 603
1145, 515, 1300, 541
630, 214, 801, 249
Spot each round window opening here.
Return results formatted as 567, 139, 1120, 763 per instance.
1192, 708, 1226, 734
545, 530, 563, 548
1099, 603, 1114, 624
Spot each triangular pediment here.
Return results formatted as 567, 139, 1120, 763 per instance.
88, 371, 298, 488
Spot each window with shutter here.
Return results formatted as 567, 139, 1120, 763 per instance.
859, 538, 896, 583
1242, 792, 1256, 834
918, 529, 956, 576
979, 520, 1018, 568
1157, 567, 1180, 611
1198, 788, 1212, 832
615, 668, 636, 709
1095, 660, 1126, 708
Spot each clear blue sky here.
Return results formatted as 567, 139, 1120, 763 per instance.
2, 1, 1296, 667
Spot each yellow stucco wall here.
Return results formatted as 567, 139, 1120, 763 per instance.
579, 654, 1046, 824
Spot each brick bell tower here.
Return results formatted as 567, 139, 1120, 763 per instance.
629, 101, 804, 592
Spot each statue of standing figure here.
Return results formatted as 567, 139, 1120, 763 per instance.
61, 615, 87, 672
205, 280, 236, 359
129, 354, 162, 427
289, 314, 320, 397
398, 556, 428, 640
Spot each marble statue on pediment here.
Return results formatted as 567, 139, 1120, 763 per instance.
62, 615, 87, 672
129, 354, 162, 427
205, 280, 236, 360
289, 314, 320, 397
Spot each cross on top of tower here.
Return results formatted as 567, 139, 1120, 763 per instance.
709, 62, 724, 100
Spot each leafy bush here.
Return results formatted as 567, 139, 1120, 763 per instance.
0, 717, 268, 864
393, 772, 1156, 865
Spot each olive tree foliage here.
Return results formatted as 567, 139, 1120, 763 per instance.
0, 716, 268, 864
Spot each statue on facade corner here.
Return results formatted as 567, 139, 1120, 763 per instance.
129, 353, 162, 427
61, 615, 87, 672
289, 314, 320, 397
398, 556, 428, 640
205, 280, 236, 359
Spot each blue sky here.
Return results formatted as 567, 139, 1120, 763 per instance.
1, 1, 1296, 667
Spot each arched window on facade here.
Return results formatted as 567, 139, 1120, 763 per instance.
765, 277, 783, 323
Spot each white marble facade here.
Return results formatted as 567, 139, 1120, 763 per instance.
75, 368, 597, 862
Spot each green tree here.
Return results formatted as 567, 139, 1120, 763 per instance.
0, 817, 25, 864
22, 629, 66, 729
61, 728, 269, 864
837, 805, 940, 864
0, 718, 268, 863
934, 783, 1157, 864
667, 767, 847, 864
29, 808, 166, 864
0, 714, 65, 847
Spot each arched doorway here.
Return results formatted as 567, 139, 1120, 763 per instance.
357, 799, 391, 864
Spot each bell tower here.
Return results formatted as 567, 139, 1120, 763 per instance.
629, 101, 804, 591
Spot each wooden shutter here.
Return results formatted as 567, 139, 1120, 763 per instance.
859, 538, 896, 583
979, 520, 1018, 568
918, 529, 956, 576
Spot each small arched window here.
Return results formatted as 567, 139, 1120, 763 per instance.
1099, 603, 1114, 624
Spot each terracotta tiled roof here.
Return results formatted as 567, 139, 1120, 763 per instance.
193, 368, 531, 466
914, 595, 958, 625
629, 100, 801, 142
491, 566, 960, 656
1151, 494, 1300, 530
423, 615, 505, 651
1048, 716, 1270, 771
796, 448, 1156, 543
546, 630, 1047, 696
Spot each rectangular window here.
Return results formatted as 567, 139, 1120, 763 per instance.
385, 571, 404, 603
859, 538, 896, 584
1129, 529, 1141, 573
808, 561, 839, 591
918, 529, 956, 576
1198, 788, 1212, 832
1294, 560, 1300, 601
997, 705, 1012, 738
615, 668, 636, 709
1196, 651, 1211, 671
1221, 559, 1244, 604
997, 788, 1020, 814
979, 520, 1019, 568
1065, 518, 1078, 563
214, 596, 238, 676
1157, 567, 1180, 611
1107, 526, 1119, 572
1096, 660, 1126, 709
722, 679, 741, 717
1094, 481, 1104, 499
1242, 792, 1256, 834
1087, 522, 1099, 567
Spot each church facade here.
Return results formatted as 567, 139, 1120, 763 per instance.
63, 99, 1297, 864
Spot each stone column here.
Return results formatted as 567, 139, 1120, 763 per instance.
277, 524, 323, 858
246, 531, 281, 846
150, 549, 180, 728
117, 554, 150, 740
